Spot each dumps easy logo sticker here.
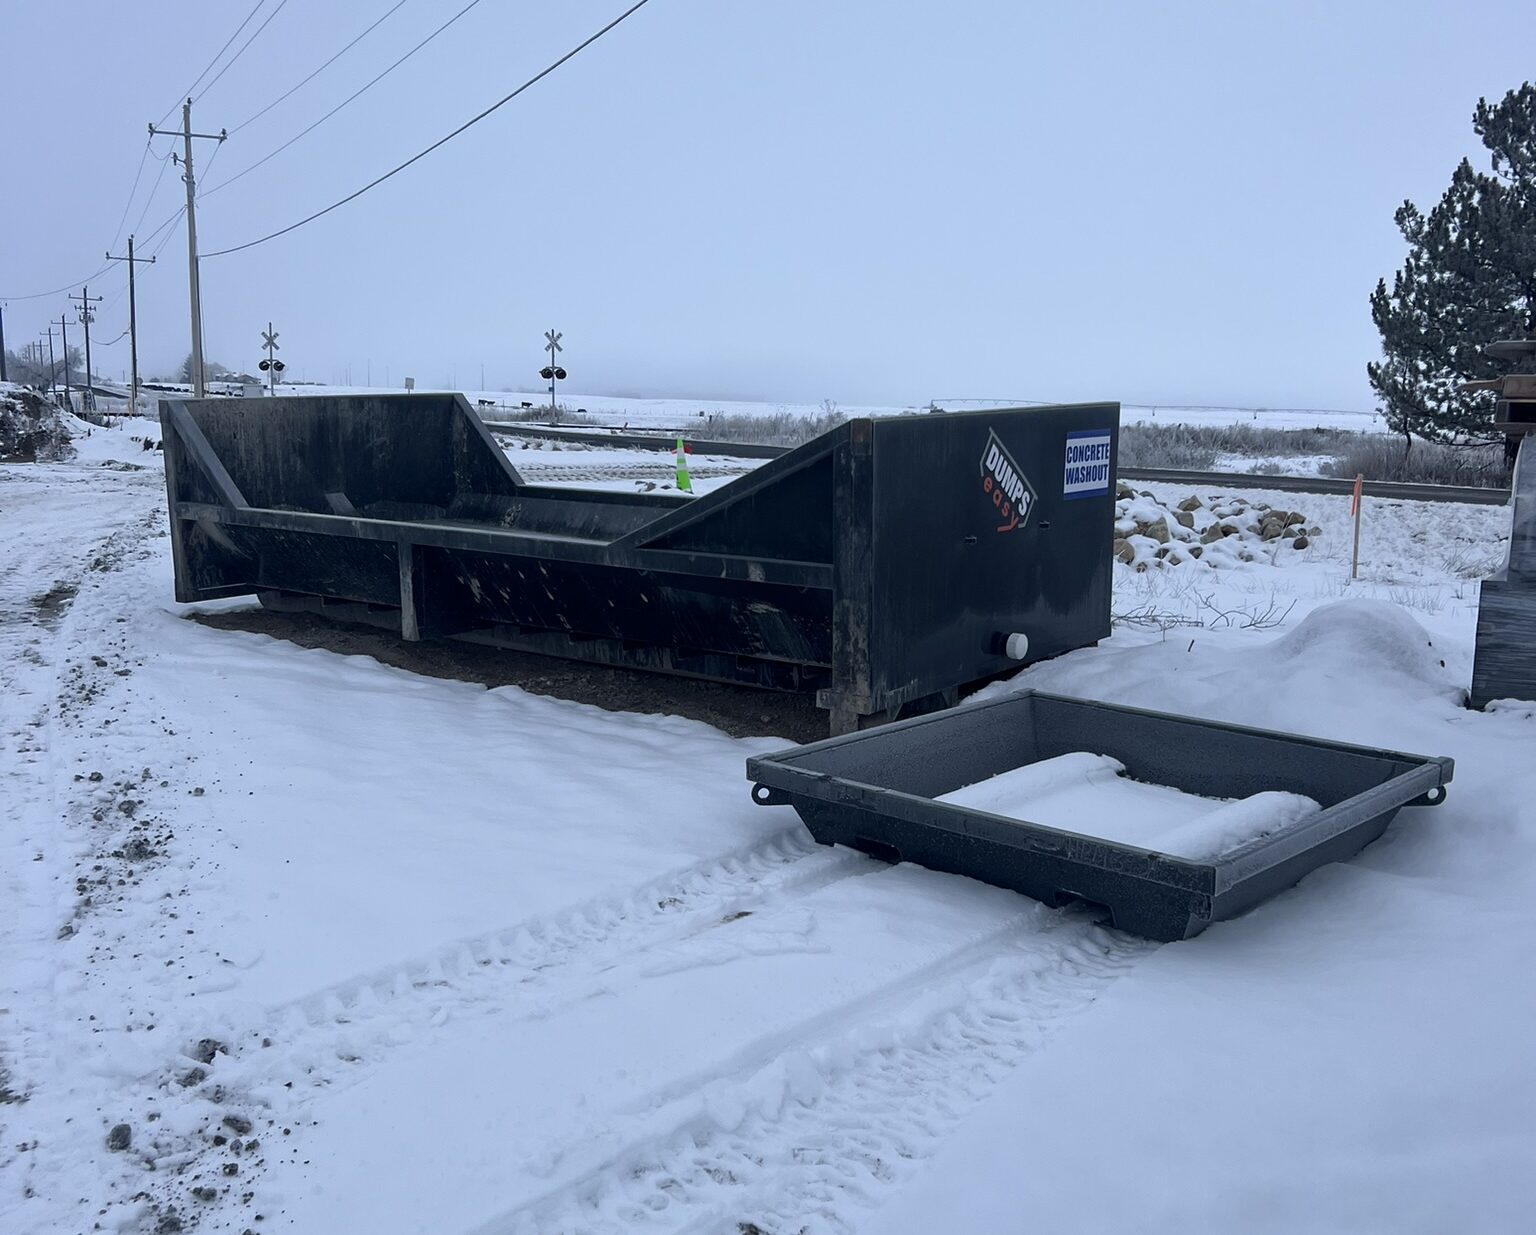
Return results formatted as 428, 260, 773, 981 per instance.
979, 430, 1035, 533
1063, 429, 1112, 499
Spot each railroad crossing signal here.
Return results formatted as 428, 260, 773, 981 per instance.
259, 322, 284, 395
542, 329, 565, 410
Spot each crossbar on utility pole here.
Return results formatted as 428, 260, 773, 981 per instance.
69, 285, 103, 411
150, 100, 225, 398
107, 236, 156, 415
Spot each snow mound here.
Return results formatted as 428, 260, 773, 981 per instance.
1270, 598, 1450, 687
0, 383, 76, 461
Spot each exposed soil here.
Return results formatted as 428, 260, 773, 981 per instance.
189, 608, 828, 744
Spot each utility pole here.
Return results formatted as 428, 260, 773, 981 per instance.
69, 285, 103, 411
58, 315, 73, 410
149, 100, 225, 397
42, 327, 57, 397
107, 235, 155, 415
0, 303, 8, 383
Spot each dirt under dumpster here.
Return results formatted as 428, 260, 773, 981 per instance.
160, 393, 1119, 732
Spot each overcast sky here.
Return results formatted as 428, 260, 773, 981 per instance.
4, 0, 1535, 409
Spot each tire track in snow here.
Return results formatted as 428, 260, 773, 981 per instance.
172, 830, 874, 1111
468, 918, 1153, 1235
157, 833, 875, 1229
269, 828, 867, 1035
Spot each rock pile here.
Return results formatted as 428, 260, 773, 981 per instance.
1112, 483, 1322, 570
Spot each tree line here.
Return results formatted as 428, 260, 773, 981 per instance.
3, 350, 236, 390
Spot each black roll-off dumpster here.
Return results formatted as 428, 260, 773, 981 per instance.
160, 394, 1119, 731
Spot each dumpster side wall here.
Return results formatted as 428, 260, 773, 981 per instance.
863, 405, 1118, 712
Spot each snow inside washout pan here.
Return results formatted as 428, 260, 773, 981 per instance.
937, 752, 1322, 863
747, 689, 1453, 940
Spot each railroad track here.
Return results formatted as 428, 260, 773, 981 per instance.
1121, 467, 1510, 506
488, 422, 1512, 505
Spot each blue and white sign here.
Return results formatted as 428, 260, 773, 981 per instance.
1063, 430, 1112, 499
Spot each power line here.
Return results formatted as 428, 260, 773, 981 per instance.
153, 0, 271, 128
0, 262, 116, 302
196, 0, 294, 103
228, 0, 412, 136
101, 276, 131, 316
129, 146, 178, 240
202, 0, 486, 200
198, 139, 227, 191
108, 141, 153, 252
204, 0, 654, 258
153, 214, 187, 256
133, 204, 187, 261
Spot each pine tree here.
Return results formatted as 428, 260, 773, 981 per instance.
1368, 83, 1536, 443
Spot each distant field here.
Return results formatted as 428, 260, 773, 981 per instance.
155, 382, 1509, 486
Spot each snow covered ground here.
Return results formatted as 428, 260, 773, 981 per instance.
238, 383, 1386, 435
2, 418, 1532, 1235
495, 434, 757, 496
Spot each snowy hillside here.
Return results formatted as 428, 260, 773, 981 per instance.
2, 419, 1532, 1235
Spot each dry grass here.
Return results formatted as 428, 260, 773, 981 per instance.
1121, 422, 1511, 487
1318, 436, 1510, 487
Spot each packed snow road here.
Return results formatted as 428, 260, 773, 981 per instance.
3, 422, 1533, 1235
0, 431, 1147, 1234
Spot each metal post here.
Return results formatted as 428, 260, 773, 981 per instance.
544, 328, 563, 411
262, 323, 281, 395
150, 101, 224, 398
